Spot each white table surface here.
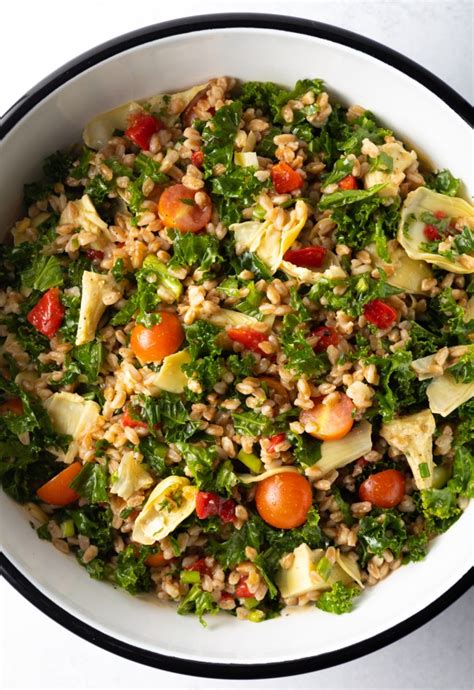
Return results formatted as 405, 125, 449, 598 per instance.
1, 1, 472, 688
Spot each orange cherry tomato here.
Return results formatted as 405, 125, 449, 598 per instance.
158, 184, 212, 233
359, 469, 406, 508
36, 462, 82, 506
300, 393, 355, 441
130, 311, 184, 363
255, 472, 313, 529
145, 551, 168, 568
0, 397, 23, 415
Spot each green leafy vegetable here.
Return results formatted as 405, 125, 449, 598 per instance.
425, 169, 460, 197
113, 544, 151, 594
177, 583, 219, 626
69, 462, 109, 504
21, 255, 63, 292
316, 582, 360, 614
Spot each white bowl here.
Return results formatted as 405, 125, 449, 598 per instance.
0, 13, 472, 679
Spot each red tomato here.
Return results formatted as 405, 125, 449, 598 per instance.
185, 558, 211, 576
235, 577, 254, 598
423, 224, 441, 241
364, 299, 398, 329
158, 184, 212, 233
283, 246, 327, 268
36, 462, 82, 506
359, 469, 406, 508
255, 472, 313, 529
27, 288, 65, 339
0, 397, 23, 415
266, 433, 286, 454
85, 249, 104, 262
338, 175, 358, 190
434, 210, 446, 220
220, 591, 234, 602
271, 161, 303, 194
124, 112, 162, 150
130, 312, 184, 363
122, 406, 147, 429
227, 328, 268, 355
311, 326, 340, 353
191, 150, 204, 168
300, 393, 355, 441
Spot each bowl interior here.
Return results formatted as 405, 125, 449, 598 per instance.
1, 25, 472, 667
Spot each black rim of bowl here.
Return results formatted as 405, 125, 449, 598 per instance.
1, 12, 473, 680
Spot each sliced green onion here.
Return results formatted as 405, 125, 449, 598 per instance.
180, 570, 201, 584
242, 597, 259, 609
248, 609, 265, 623
60, 519, 75, 538
418, 462, 430, 479
252, 205, 266, 220
316, 556, 332, 581
237, 449, 263, 474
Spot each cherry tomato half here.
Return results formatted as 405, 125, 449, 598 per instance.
311, 326, 340, 353
130, 312, 184, 363
359, 469, 406, 508
271, 161, 303, 194
364, 299, 398, 329
300, 393, 355, 441
36, 462, 82, 506
256, 471, 313, 529
283, 246, 327, 268
27, 288, 65, 339
158, 184, 212, 233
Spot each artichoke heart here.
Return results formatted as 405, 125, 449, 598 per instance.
230, 200, 309, 274
380, 409, 435, 490
398, 187, 474, 274
364, 142, 416, 197
368, 242, 434, 294
132, 476, 198, 545
83, 83, 208, 149
76, 271, 121, 346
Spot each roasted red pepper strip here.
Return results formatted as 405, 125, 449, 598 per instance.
122, 407, 148, 429
195, 491, 236, 523
27, 288, 65, 338
364, 299, 397, 329
271, 161, 303, 194
423, 224, 441, 241
283, 246, 327, 268
235, 577, 253, 598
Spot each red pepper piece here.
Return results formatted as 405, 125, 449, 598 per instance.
283, 246, 327, 268
195, 491, 221, 519
219, 498, 236, 523
338, 175, 358, 190
85, 249, 104, 262
423, 224, 441, 241
227, 328, 269, 355
364, 299, 398, 329
191, 150, 204, 168
185, 558, 211, 576
311, 325, 340, 353
122, 407, 148, 429
266, 433, 286, 454
235, 577, 254, 598
271, 161, 303, 194
27, 288, 65, 338
434, 210, 446, 220
124, 113, 162, 150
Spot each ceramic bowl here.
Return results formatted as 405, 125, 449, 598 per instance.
0, 13, 472, 679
